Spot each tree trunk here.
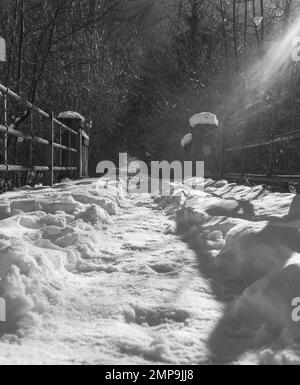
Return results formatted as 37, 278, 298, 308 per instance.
252, 0, 261, 55
219, 0, 229, 69
244, 0, 248, 71
16, 0, 24, 95
5, 0, 18, 86
260, 0, 264, 47
233, 0, 239, 71
283, 0, 293, 31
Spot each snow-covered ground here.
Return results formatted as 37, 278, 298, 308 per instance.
0, 176, 300, 365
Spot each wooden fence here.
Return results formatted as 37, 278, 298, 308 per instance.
0, 83, 89, 189
183, 87, 300, 189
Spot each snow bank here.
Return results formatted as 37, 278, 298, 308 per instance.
2, 172, 300, 364
233, 255, 300, 342
189, 112, 219, 128
0, 178, 119, 329
157, 177, 300, 361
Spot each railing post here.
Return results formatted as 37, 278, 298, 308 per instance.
3, 91, 8, 163
76, 128, 82, 179
45, 112, 54, 186
242, 148, 246, 176
219, 123, 225, 179
29, 113, 33, 167
268, 142, 273, 176
68, 131, 72, 169
59, 125, 62, 170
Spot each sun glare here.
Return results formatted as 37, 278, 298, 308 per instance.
250, 14, 300, 94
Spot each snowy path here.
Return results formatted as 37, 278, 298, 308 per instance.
0, 182, 259, 365
0, 196, 215, 364
2, 178, 300, 365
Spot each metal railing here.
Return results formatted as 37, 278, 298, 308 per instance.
0, 83, 86, 187
219, 99, 300, 186
183, 89, 300, 188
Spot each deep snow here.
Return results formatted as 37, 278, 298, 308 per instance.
0, 176, 300, 364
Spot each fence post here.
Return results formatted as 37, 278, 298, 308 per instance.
76, 128, 82, 179
3, 91, 8, 163
45, 112, 54, 186
219, 123, 225, 179
59, 126, 62, 170
242, 149, 246, 176
268, 142, 273, 176
29, 113, 33, 167
68, 130, 72, 169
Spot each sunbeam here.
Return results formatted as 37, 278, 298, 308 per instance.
249, 13, 300, 97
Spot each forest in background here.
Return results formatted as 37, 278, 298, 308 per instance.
0, 0, 300, 175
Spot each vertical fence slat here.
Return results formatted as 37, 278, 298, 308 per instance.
68, 131, 71, 169
3, 92, 8, 163
45, 112, 54, 186
219, 124, 225, 179
29, 113, 33, 167
59, 126, 62, 169
268, 142, 273, 175
242, 149, 246, 175
77, 128, 83, 179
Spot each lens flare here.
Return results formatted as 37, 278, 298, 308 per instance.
250, 14, 300, 95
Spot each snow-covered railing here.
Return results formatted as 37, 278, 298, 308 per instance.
183, 112, 221, 176
182, 104, 300, 188
181, 134, 192, 148
220, 90, 300, 187
189, 112, 219, 128
0, 83, 89, 187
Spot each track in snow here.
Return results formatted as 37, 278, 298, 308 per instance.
0, 185, 261, 365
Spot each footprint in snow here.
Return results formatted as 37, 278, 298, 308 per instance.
122, 243, 151, 252
150, 263, 177, 274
